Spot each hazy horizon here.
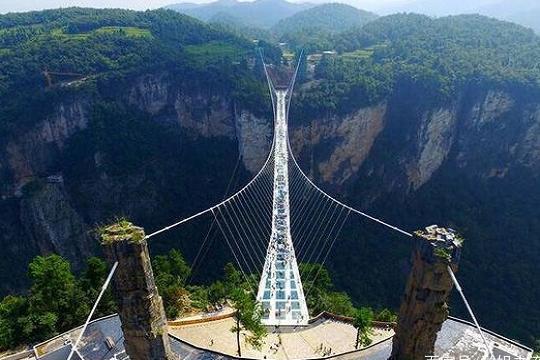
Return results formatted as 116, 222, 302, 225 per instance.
0, 0, 410, 15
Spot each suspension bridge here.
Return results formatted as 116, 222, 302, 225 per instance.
53, 55, 533, 360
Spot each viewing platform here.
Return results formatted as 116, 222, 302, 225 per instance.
11, 312, 532, 360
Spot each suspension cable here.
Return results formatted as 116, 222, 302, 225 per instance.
277, 52, 413, 239
287, 140, 413, 237
304, 210, 351, 298
447, 266, 495, 360
211, 209, 255, 293
144, 133, 276, 241
67, 262, 119, 360
187, 154, 243, 284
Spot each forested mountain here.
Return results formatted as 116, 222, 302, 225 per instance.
384, 0, 540, 33
0, 6, 276, 292
207, 12, 276, 43
166, 1, 378, 48
273, 4, 377, 35
287, 13, 540, 347
325, 13, 540, 91
383, 0, 498, 15
166, 0, 314, 29
0, 7, 263, 134
273, 3, 377, 49
0, 6, 539, 352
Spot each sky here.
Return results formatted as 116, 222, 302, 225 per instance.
0, 0, 409, 14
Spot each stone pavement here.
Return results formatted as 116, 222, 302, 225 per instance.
170, 317, 393, 359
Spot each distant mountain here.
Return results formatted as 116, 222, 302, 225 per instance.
166, 0, 315, 28
383, 0, 540, 33
208, 11, 276, 41
382, 0, 499, 16
273, 3, 378, 36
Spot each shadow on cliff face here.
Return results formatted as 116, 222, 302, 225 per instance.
0, 72, 273, 296
291, 81, 540, 346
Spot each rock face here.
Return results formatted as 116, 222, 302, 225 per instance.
175, 93, 237, 139
236, 109, 273, 173
101, 222, 174, 360
20, 182, 92, 266
407, 108, 457, 190
289, 84, 540, 344
291, 88, 540, 193
129, 73, 170, 116
390, 226, 462, 360
0, 72, 272, 294
291, 104, 386, 185
4, 99, 89, 193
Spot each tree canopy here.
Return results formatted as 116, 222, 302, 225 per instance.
273, 3, 377, 51
291, 13, 540, 124
230, 287, 267, 357
0, 7, 274, 139
353, 307, 374, 349
0, 255, 115, 350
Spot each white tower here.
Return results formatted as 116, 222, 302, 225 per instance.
256, 89, 310, 326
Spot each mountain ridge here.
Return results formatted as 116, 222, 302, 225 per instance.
166, 0, 314, 28
382, 0, 540, 33
273, 3, 378, 36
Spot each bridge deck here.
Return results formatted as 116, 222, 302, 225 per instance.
256, 90, 309, 326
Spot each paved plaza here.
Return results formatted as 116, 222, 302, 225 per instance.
170, 317, 394, 359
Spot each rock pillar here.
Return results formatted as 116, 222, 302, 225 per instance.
100, 220, 173, 360
390, 225, 463, 360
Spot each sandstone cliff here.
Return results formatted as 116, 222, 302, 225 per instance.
0, 75, 538, 345
288, 83, 539, 344
290, 87, 540, 193
0, 72, 271, 293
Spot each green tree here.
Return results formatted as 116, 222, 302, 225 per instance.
224, 262, 243, 295
230, 288, 267, 357
153, 249, 191, 285
533, 338, 540, 356
322, 292, 356, 317
0, 296, 27, 350
300, 263, 355, 316
375, 308, 397, 323
208, 280, 227, 305
79, 257, 116, 317
300, 263, 332, 294
314, 53, 334, 79
153, 250, 192, 319
81, 257, 108, 289
27, 255, 89, 332
19, 312, 58, 343
353, 307, 374, 350
0, 255, 105, 350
